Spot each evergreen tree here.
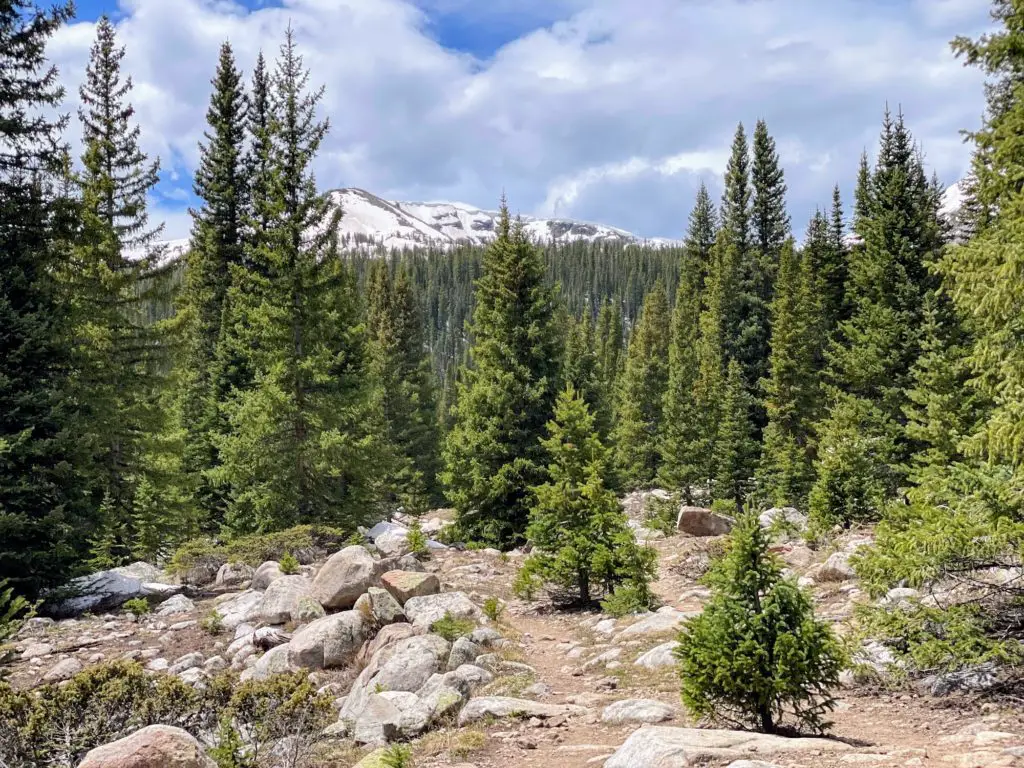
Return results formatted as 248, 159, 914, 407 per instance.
366, 262, 441, 512
659, 236, 705, 500
721, 123, 751, 253
441, 202, 561, 547
758, 240, 817, 506
713, 359, 759, 509
245, 51, 272, 242
214, 29, 377, 533
612, 281, 670, 488
682, 182, 716, 294
176, 42, 248, 526
0, 0, 93, 594
68, 16, 184, 563
675, 510, 843, 733
562, 311, 607, 438
515, 386, 654, 605
751, 119, 790, 300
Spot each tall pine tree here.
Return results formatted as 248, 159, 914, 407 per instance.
441, 202, 561, 547
714, 359, 759, 509
683, 182, 717, 294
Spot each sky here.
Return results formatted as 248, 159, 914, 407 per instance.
52, 0, 995, 242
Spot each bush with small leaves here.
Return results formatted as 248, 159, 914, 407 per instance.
381, 743, 414, 768
482, 597, 504, 622
430, 612, 477, 642
675, 509, 845, 734
0, 580, 32, 674
279, 551, 300, 575
201, 610, 225, 636
407, 518, 430, 560
123, 597, 150, 617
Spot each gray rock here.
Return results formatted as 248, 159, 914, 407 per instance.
677, 506, 733, 537
146, 657, 169, 672
375, 529, 411, 558
310, 546, 376, 610
523, 682, 553, 698
155, 594, 195, 616
601, 699, 676, 724
78, 725, 216, 768
182, 561, 220, 588
43, 657, 83, 682
373, 634, 451, 692
358, 622, 417, 666
396, 554, 426, 572
240, 645, 295, 682
351, 693, 404, 745
252, 561, 284, 591
416, 680, 465, 721
447, 637, 483, 671
634, 641, 679, 670
817, 552, 856, 582
294, 595, 327, 624
253, 626, 291, 649
169, 652, 205, 675
443, 663, 494, 696
204, 656, 228, 673
215, 562, 255, 589
617, 608, 695, 639
604, 727, 849, 768
358, 586, 406, 626
288, 611, 367, 670
594, 618, 617, 635
403, 591, 480, 629
584, 647, 622, 670
111, 562, 166, 583
20, 642, 54, 660
925, 662, 1000, 696
457, 696, 587, 726
256, 575, 314, 625
177, 668, 206, 686
379, 570, 440, 605
469, 627, 503, 646
48, 570, 144, 618
379, 691, 432, 736
367, 520, 406, 540
758, 507, 807, 539
213, 590, 263, 630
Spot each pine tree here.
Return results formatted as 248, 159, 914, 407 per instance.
758, 240, 817, 506
683, 182, 717, 294
721, 123, 751, 254
515, 386, 654, 606
751, 119, 790, 301
596, 298, 623, 396
713, 359, 759, 509
214, 28, 378, 533
366, 262, 441, 512
659, 231, 705, 500
68, 16, 185, 563
0, 0, 93, 595
562, 311, 607, 438
675, 510, 843, 733
176, 42, 248, 526
441, 202, 562, 547
245, 51, 272, 243
612, 281, 670, 488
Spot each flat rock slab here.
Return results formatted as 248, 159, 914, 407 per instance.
617, 609, 697, 639
601, 699, 676, 724
458, 696, 587, 726
604, 726, 851, 768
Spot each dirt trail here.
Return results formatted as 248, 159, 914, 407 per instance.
425, 539, 1024, 768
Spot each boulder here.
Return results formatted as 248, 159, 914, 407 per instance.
617, 608, 696, 639
255, 575, 314, 625
634, 641, 679, 670
169, 652, 205, 675
252, 561, 284, 591
310, 546, 376, 610
817, 552, 856, 582
468, 627, 503, 647
372, 634, 451, 693
294, 595, 327, 623
403, 591, 480, 629
367, 520, 407, 541
431, 663, 493, 697
213, 590, 263, 630
288, 611, 367, 670
112, 562, 166, 583
447, 637, 483, 671
140, 583, 181, 602
20, 642, 54, 660
677, 506, 733, 537
43, 657, 83, 682
375, 529, 411, 558
601, 699, 676, 724
457, 696, 587, 726
216, 562, 255, 589
181, 561, 220, 588
240, 644, 296, 682
48, 570, 144, 618
603, 726, 849, 768
758, 507, 807, 538
155, 594, 195, 616
365, 587, 406, 626
358, 622, 417, 666
78, 725, 216, 768
351, 691, 433, 744
378, 571, 439, 606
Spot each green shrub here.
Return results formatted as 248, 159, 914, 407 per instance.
123, 597, 150, 617
201, 610, 224, 636
430, 612, 476, 642
381, 744, 414, 768
710, 497, 738, 517
482, 596, 504, 622
644, 493, 679, 536
407, 518, 430, 560
600, 582, 655, 618
168, 525, 349, 576
674, 510, 845, 734
0, 580, 32, 673
279, 551, 300, 575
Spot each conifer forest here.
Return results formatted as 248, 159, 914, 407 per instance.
3, 0, 1024, 723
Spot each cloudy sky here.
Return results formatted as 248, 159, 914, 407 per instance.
54, 0, 994, 241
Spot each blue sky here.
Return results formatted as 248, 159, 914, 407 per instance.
49, 0, 995, 241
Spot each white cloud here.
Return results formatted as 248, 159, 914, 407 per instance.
48, 0, 993, 240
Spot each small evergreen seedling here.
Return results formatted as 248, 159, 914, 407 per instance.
279, 552, 300, 575
430, 612, 476, 642
482, 596, 504, 622
674, 509, 844, 733
123, 598, 150, 617
381, 744, 414, 768
406, 518, 430, 560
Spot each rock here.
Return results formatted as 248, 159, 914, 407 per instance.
367, 520, 407, 541
375, 529, 411, 558
253, 626, 291, 650
373, 634, 451, 692
379, 570, 440, 605
417, 680, 465, 721
351, 694, 403, 745
677, 506, 733, 537
758, 507, 807, 538
584, 647, 622, 670
112, 562, 166, 583
443, 663, 494, 695
602, 699, 676, 724
78, 725, 216, 768
362, 586, 406, 626
169, 620, 196, 631
20, 642, 54, 660
457, 696, 587, 726
146, 658, 170, 672
403, 591, 480, 629
256, 575, 314, 624
47, 570, 145, 618
178, 668, 206, 686
140, 582, 182, 602
925, 662, 1000, 696
881, 587, 920, 607
358, 622, 418, 666
294, 595, 327, 624
216, 562, 255, 589
155, 594, 195, 616
213, 590, 263, 630
634, 641, 679, 670
311, 546, 376, 610
605, 727, 850, 767
252, 561, 284, 591
43, 657, 82, 682
469, 627, 503, 646
288, 611, 367, 670
182, 560, 220, 588
617, 608, 695, 639
169, 651, 205, 675
594, 618, 617, 635
727, 763, 785, 768
524, 682, 553, 697
817, 552, 856, 582
447, 637, 484, 671
204, 656, 228, 673
240, 645, 296, 682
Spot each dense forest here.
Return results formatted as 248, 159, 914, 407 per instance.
2, 0, 1023, 668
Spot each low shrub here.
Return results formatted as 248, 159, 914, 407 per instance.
482, 597, 504, 622
123, 597, 150, 617
0, 580, 32, 673
406, 518, 430, 560
644, 494, 679, 536
168, 525, 349, 577
600, 582, 654, 618
381, 744, 414, 768
430, 612, 477, 642
200, 610, 224, 636
279, 551, 300, 575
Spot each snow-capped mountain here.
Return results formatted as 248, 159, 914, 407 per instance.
330, 188, 675, 250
